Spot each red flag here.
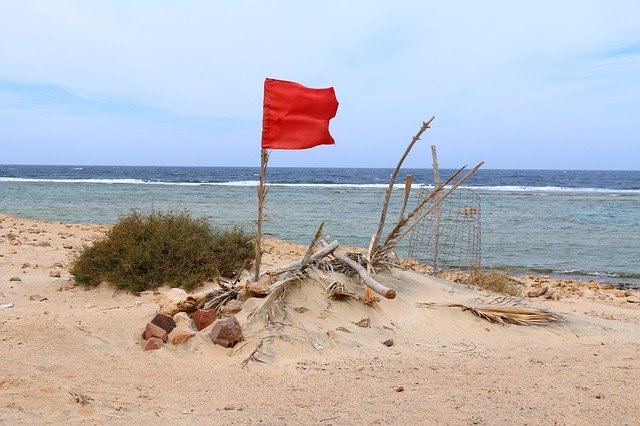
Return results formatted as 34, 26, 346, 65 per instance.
261, 78, 339, 149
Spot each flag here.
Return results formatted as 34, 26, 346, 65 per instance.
261, 78, 339, 149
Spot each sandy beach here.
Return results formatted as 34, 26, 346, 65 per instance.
1, 213, 640, 425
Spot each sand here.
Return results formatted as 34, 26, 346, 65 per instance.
1, 214, 640, 425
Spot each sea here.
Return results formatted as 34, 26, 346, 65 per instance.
1, 165, 639, 288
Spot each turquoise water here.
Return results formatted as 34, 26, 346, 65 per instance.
1, 166, 639, 287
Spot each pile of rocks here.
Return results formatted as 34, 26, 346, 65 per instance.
141, 307, 244, 351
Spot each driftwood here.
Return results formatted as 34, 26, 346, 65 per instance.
322, 239, 396, 299
265, 240, 339, 277
369, 117, 435, 257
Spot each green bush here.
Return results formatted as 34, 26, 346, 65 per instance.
71, 210, 255, 292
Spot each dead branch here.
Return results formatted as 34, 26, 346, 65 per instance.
265, 238, 338, 277
369, 117, 435, 256
322, 239, 397, 299
254, 149, 270, 281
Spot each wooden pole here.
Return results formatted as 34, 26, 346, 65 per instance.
370, 116, 435, 254
254, 149, 269, 282
431, 145, 441, 273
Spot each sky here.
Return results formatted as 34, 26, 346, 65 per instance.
0, 1, 639, 169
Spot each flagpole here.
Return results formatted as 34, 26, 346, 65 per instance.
254, 148, 269, 281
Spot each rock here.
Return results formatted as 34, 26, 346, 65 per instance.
29, 294, 48, 302
173, 312, 193, 328
144, 322, 168, 342
383, 339, 394, 347
293, 306, 308, 313
624, 290, 635, 297
49, 270, 62, 278
21, 263, 31, 269
192, 309, 216, 331
626, 296, 640, 304
157, 288, 198, 316
150, 313, 177, 334
221, 299, 243, 316
9, 277, 21, 282
172, 329, 196, 345
527, 286, 548, 297
245, 276, 271, 297
0, 303, 14, 309
395, 386, 404, 392
63, 244, 73, 249
210, 315, 243, 348
143, 337, 164, 351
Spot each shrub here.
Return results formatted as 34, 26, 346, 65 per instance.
71, 210, 255, 292
463, 266, 522, 297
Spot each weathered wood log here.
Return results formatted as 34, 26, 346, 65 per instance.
265, 240, 339, 280
322, 240, 396, 299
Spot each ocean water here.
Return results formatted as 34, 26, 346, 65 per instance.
1, 165, 639, 287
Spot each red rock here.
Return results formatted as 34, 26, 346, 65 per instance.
172, 329, 196, 345
210, 315, 243, 348
151, 313, 176, 334
143, 337, 164, 351
192, 308, 216, 331
144, 322, 168, 342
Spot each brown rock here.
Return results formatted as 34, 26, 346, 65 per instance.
143, 337, 164, 351
172, 329, 196, 345
221, 299, 243, 316
626, 296, 640, 304
144, 322, 168, 342
151, 313, 176, 334
210, 315, 243, 348
293, 306, 308, 313
383, 339, 394, 347
245, 275, 271, 297
156, 288, 204, 316
63, 244, 73, 249
49, 270, 61, 278
624, 290, 635, 297
9, 277, 21, 282
192, 308, 216, 330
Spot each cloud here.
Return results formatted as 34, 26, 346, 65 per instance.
1, 1, 639, 168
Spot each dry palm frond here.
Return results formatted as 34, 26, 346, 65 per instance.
324, 281, 357, 301
198, 285, 237, 312
445, 303, 562, 326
